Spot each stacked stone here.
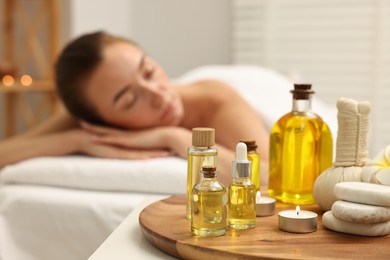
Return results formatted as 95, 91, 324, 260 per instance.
323, 182, 390, 236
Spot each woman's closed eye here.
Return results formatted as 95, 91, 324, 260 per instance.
120, 91, 137, 110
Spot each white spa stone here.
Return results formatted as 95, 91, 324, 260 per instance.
322, 211, 390, 236
334, 182, 390, 207
332, 200, 390, 224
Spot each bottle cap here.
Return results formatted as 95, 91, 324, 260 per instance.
232, 142, 252, 178
240, 140, 258, 152
192, 127, 215, 147
290, 84, 315, 100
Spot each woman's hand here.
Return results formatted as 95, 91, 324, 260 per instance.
79, 122, 191, 159
71, 126, 173, 160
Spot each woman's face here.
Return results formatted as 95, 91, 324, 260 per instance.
84, 41, 184, 129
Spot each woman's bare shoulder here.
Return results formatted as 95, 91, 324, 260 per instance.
183, 79, 238, 99
178, 79, 244, 126
187, 79, 232, 89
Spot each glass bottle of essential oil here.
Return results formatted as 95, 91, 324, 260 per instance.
241, 140, 260, 192
191, 166, 227, 237
268, 84, 333, 205
186, 127, 218, 220
228, 142, 256, 230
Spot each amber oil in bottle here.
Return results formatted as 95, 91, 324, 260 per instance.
191, 166, 227, 237
241, 140, 260, 192
228, 142, 256, 230
186, 128, 218, 220
268, 84, 333, 205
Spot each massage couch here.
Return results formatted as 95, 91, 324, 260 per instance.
0, 65, 337, 260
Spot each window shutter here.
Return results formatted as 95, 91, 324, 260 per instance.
232, 0, 390, 155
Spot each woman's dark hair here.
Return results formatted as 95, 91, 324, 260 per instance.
55, 31, 135, 125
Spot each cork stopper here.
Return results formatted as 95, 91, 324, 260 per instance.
290, 84, 315, 100
192, 127, 215, 147
240, 140, 258, 152
201, 166, 217, 178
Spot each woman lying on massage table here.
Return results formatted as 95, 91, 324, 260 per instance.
0, 31, 269, 186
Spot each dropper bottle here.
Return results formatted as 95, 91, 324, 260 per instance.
228, 142, 256, 230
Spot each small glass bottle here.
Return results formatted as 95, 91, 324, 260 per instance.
268, 84, 333, 205
228, 142, 256, 230
241, 140, 260, 192
186, 127, 218, 220
191, 166, 227, 237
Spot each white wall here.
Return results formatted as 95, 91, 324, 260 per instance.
67, 0, 132, 41
63, 0, 231, 78
129, 0, 231, 77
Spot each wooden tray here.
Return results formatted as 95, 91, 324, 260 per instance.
139, 194, 390, 259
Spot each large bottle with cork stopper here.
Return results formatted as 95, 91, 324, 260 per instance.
186, 127, 218, 220
268, 84, 333, 205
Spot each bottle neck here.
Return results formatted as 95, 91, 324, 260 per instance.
233, 176, 252, 185
232, 161, 251, 178
201, 173, 218, 181
292, 95, 313, 113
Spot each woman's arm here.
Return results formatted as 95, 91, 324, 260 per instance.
0, 107, 79, 168
0, 109, 173, 169
79, 123, 239, 187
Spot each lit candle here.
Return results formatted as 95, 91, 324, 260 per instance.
20, 75, 33, 86
2, 75, 14, 86
278, 205, 318, 233
255, 191, 276, 217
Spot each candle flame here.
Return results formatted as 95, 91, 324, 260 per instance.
20, 75, 33, 86
296, 205, 300, 216
2, 75, 14, 86
256, 191, 261, 203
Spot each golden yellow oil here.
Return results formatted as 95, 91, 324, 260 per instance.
228, 181, 256, 229
268, 112, 333, 205
247, 152, 260, 191
191, 188, 227, 237
186, 151, 217, 220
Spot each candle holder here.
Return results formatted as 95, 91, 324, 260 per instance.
279, 206, 317, 233
255, 191, 276, 217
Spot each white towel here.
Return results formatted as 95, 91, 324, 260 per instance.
0, 156, 187, 194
